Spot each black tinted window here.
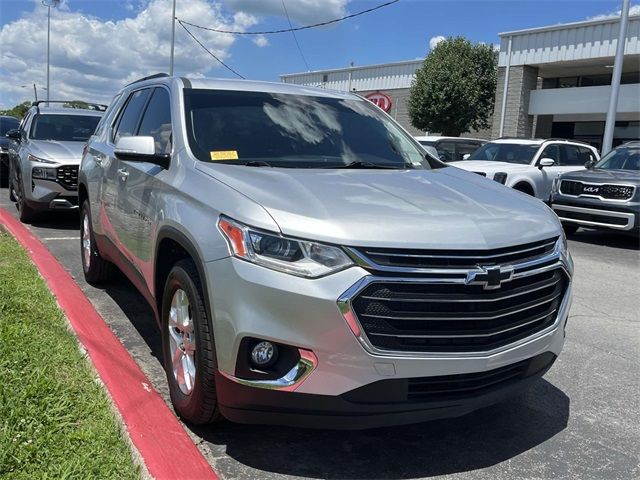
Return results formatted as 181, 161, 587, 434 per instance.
456, 141, 482, 161
578, 146, 597, 163
113, 89, 151, 143
540, 144, 561, 164
0, 117, 19, 135
469, 143, 539, 164
436, 141, 456, 162
562, 145, 584, 166
30, 114, 101, 142
138, 88, 172, 154
184, 90, 427, 169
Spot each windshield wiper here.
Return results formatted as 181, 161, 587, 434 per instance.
244, 160, 273, 167
329, 161, 404, 170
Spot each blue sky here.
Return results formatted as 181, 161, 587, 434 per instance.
0, 0, 636, 107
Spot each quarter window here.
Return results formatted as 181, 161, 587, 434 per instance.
137, 88, 172, 154
112, 88, 151, 144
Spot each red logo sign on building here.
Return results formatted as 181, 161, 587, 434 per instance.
365, 92, 393, 113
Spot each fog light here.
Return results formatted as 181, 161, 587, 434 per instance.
250, 341, 277, 367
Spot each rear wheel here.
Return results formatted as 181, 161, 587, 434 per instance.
80, 200, 115, 284
161, 259, 221, 425
513, 182, 535, 196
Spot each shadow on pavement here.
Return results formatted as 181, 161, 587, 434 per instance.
194, 380, 569, 479
567, 228, 639, 250
27, 210, 80, 231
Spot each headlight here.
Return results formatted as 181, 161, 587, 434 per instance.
28, 154, 56, 164
559, 230, 568, 255
551, 178, 560, 195
218, 217, 353, 278
32, 166, 57, 180
493, 172, 508, 184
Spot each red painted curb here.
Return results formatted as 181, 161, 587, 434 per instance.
0, 208, 217, 480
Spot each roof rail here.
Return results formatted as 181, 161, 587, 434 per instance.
125, 72, 170, 87
496, 136, 544, 141
31, 100, 108, 112
542, 138, 592, 146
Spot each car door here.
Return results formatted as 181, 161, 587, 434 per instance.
534, 143, 564, 199
102, 87, 151, 261
116, 86, 173, 284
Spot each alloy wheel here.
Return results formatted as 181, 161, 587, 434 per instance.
168, 289, 196, 395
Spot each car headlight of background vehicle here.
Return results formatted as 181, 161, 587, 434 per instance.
551, 177, 560, 195
218, 217, 353, 278
28, 154, 56, 164
31, 166, 57, 180
493, 172, 508, 184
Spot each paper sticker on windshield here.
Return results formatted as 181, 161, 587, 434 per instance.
210, 150, 238, 161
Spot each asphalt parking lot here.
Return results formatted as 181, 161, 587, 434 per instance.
1, 185, 638, 480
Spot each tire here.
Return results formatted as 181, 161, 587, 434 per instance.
13, 167, 36, 223
562, 223, 579, 235
513, 183, 535, 196
161, 259, 221, 425
80, 200, 115, 284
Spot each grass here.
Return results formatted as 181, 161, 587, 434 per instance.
0, 232, 140, 479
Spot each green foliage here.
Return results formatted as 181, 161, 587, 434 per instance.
409, 37, 497, 136
0, 101, 32, 120
0, 233, 140, 479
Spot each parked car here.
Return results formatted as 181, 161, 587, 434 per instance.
1, 115, 20, 180
454, 138, 600, 200
79, 74, 573, 429
551, 141, 640, 234
414, 136, 485, 162
7, 101, 104, 222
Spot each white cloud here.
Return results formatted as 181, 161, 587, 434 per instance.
252, 34, 269, 47
588, 3, 640, 20
0, 0, 259, 108
429, 35, 445, 50
223, 0, 348, 25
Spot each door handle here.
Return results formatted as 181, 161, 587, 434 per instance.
94, 156, 103, 166
117, 168, 129, 180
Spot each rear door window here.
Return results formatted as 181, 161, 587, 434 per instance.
112, 88, 151, 144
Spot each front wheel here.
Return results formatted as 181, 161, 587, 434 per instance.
161, 259, 221, 425
13, 167, 36, 223
80, 200, 115, 284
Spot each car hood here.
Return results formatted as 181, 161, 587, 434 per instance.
28, 139, 85, 164
454, 160, 533, 174
196, 163, 560, 249
560, 168, 640, 185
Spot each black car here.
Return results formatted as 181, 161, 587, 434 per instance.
1, 115, 20, 177
551, 141, 640, 234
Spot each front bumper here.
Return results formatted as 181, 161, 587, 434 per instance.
552, 196, 639, 232
206, 254, 572, 428
24, 164, 79, 211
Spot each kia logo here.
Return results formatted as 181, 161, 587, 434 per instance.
583, 186, 599, 193
365, 92, 393, 112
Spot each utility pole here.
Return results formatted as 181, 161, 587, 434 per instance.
33, 83, 38, 102
602, 0, 630, 155
42, 0, 60, 104
170, 0, 177, 75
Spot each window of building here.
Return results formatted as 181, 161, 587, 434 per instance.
580, 74, 611, 87
558, 77, 579, 88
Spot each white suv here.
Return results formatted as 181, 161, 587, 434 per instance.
454, 138, 600, 201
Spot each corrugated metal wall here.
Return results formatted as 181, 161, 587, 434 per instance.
281, 60, 423, 92
498, 16, 640, 66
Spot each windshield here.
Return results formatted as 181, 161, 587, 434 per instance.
183, 90, 428, 169
468, 142, 539, 164
0, 117, 19, 136
30, 114, 101, 142
595, 147, 640, 170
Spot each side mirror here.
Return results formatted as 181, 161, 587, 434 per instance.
114, 136, 170, 169
538, 158, 555, 169
5, 129, 21, 141
584, 159, 596, 169
462, 153, 471, 161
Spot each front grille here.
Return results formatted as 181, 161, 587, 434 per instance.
56, 165, 79, 190
353, 237, 557, 270
560, 180, 635, 201
407, 352, 556, 401
351, 269, 568, 353
559, 209, 629, 226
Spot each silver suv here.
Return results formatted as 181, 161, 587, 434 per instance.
79, 74, 574, 429
8, 101, 104, 222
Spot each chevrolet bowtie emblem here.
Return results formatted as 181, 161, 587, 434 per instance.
466, 265, 514, 290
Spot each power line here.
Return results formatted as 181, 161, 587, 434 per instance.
281, 0, 311, 71
178, 0, 400, 36
178, 20, 245, 79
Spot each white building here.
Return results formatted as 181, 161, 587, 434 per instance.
493, 15, 640, 148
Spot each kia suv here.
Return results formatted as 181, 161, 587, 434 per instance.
454, 138, 599, 201
78, 74, 573, 429
8, 101, 103, 222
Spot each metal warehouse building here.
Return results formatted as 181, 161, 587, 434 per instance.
281, 14, 639, 148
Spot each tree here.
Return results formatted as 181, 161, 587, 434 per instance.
0, 101, 32, 119
409, 37, 497, 137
